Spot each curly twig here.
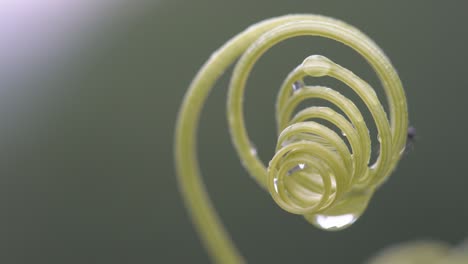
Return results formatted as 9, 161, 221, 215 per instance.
175, 14, 408, 263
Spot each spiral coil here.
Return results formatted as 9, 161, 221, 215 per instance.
266, 55, 392, 230
176, 14, 408, 263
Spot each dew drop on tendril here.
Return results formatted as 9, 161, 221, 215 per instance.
305, 189, 373, 231
287, 163, 307, 175
250, 147, 257, 156
292, 81, 302, 92
312, 214, 357, 231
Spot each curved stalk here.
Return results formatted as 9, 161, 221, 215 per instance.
175, 14, 408, 263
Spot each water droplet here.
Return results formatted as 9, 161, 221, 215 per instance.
341, 131, 347, 137
281, 138, 294, 147
287, 163, 306, 175
292, 81, 302, 92
302, 55, 332, 77
305, 188, 373, 231
250, 147, 257, 156
311, 214, 357, 231
273, 178, 279, 193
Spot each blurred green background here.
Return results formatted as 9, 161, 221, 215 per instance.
2, 0, 468, 263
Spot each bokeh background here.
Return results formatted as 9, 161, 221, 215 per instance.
2, 1, 468, 263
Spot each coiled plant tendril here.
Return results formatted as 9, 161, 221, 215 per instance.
175, 14, 408, 263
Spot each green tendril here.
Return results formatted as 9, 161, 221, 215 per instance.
175, 14, 408, 263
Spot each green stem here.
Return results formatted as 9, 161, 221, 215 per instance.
175, 14, 408, 263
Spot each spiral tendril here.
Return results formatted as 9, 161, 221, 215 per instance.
175, 14, 408, 263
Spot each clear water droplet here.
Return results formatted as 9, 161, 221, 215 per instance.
250, 147, 257, 156
304, 188, 373, 231
341, 131, 347, 137
292, 81, 302, 92
287, 163, 306, 175
311, 214, 357, 231
281, 138, 295, 147
302, 55, 332, 77
273, 178, 279, 193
